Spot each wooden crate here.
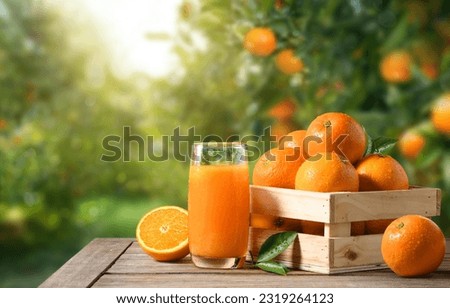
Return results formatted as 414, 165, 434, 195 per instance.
249, 185, 441, 274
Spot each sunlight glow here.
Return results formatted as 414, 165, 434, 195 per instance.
76, 0, 183, 78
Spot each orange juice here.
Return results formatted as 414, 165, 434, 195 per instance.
188, 163, 250, 259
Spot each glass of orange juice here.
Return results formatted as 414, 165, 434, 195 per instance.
188, 142, 250, 269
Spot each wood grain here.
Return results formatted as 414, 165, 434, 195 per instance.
40, 238, 450, 288
331, 187, 441, 222
92, 271, 450, 288
39, 238, 133, 288
249, 186, 441, 273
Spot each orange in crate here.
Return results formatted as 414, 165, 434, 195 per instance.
248, 185, 441, 274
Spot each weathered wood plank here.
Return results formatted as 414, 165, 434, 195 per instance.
92, 271, 450, 288
331, 187, 441, 222
40, 238, 450, 288
250, 186, 440, 223
39, 238, 133, 288
123, 242, 145, 254
251, 185, 332, 222
110, 240, 450, 274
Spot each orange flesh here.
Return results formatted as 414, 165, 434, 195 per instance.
138, 208, 188, 251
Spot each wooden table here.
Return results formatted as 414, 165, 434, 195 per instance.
39, 238, 450, 288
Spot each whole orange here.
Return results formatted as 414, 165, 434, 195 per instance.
300, 220, 324, 236
304, 112, 366, 164
280, 129, 307, 149
250, 213, 302, 232
381, 215, 446, 277
356, 154, 409, 191
271, 120, 297, 143
252, 146, 305, 189
268, 99, 296, 121
0, 119, 7, 130
431, 93, 450, 135
398, 130, 426, 159
300, 221, 365, 236
244, 27, 277, 56
351, 221, 366, 236
420, 63, 439, 80
380, 50, 412, 83
275, 49, 304, 74
365, 218, 394, 235
295, 151, 359, 192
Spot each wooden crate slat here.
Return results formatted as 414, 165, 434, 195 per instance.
251, 186, 332, 222
249, 229, 331, 268
251, 186, 441, 223
330, 187, 441, 223
249, 228, 385, 274
331, 234, 383, 268
249, 186, 441, 274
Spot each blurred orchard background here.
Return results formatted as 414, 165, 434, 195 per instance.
0, 0, 449, 287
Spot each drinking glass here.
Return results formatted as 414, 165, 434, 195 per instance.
188, 142, 250, 269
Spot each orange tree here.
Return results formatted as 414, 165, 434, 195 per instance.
0, 0, 169, 251
157, 0, 450, 234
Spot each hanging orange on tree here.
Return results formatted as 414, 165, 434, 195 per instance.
275, 49, 304, 74
243, 27, 277, 57
380, 50, 412, 83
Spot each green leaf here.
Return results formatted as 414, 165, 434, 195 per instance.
256, 260, 289, 275
415, 148, 442, 169
371, 137, 397, 155
363, 127, 373, 157
257, 231, 297, 263
260, 0, 275, 14
380, 15, 410, 53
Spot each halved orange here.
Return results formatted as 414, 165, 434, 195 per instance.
136, 205, 189, 261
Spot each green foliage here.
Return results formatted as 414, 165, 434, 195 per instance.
1, 0, 450, 286
164, 0, 450, 234
0, 196, 160, 287
0, 0, 186, 251
364, 136, 398, 156
255, 231, 297, 275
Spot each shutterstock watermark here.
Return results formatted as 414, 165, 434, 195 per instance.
100, 126, 347, 162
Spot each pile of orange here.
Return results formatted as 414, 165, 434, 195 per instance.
252, 111, 446, 276
252, 111, 410, 236
253, 111, 409, 196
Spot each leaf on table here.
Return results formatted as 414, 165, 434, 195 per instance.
257, 231, 297, 263
256, 260, 289, 275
